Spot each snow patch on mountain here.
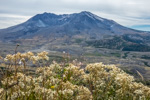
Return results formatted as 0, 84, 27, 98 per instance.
94, 15, 104, 21
111, 25, 114, 27
82, 11, 104, 22
58, 15, 70, 21
37, 20, 46, 27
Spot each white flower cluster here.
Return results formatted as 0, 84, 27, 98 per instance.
4, 51, 49, 64
0, 52, 150, 100
85, 63, 150, 100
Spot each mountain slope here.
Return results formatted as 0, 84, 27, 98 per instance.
0, 11, 146, 40
0, 11, 150, 52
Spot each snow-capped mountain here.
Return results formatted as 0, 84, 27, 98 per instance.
0, 11, 150, 52
0, 11, 146, 41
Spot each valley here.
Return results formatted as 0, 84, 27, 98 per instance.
1, 40, 150, 80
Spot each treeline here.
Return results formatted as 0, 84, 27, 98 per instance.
86, 35, 150, 52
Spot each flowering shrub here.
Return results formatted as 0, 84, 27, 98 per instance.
0, 51, 150, 100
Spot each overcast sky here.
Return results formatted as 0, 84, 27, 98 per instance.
0, 0, 150, 31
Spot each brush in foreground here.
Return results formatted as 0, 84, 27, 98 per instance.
0, 51, 150, 100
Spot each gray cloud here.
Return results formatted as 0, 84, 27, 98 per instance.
0, 0, 150, 30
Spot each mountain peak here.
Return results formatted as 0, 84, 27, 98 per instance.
0, 11, 143, 42
80, 11, 92, 14
30, 12, 57, 21
30, 11, 104, 22
77, 11, 105, 22
79, 11, 95, 17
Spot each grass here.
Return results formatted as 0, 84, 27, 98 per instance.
141, 55, 150, 60
84, 52, 103, 57
75, 38, 84, 44
143, 61, 150, 67
0, 44, 150, 100
110, 52, 121, 57
122, 52, 129, 59
0, 49, 150, 100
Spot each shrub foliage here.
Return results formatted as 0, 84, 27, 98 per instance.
0, 51, 150, 100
